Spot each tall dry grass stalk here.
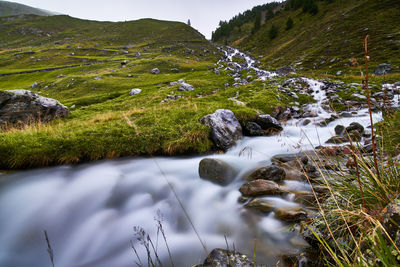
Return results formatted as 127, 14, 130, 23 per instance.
363, 35, 381, 181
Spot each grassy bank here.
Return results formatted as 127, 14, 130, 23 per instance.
0, 38, 304, 169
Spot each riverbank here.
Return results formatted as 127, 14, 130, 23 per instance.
1, 44, 399, 170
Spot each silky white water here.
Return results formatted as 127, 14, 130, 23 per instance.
0, 48, 388, 267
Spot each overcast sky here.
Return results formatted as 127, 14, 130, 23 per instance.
9, 0, 278, 39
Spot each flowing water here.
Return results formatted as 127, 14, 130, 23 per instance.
0, 48, 391, 267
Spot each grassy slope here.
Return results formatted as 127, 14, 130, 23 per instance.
0, 15, 297, 169
227, 0, 400, 75
0, 1, 53, 17
0, 14, 206, 48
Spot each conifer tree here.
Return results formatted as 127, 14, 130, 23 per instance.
286, 17, 294, 30
269, 24, 278, 39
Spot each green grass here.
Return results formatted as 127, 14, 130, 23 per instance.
0, 31, 293, 169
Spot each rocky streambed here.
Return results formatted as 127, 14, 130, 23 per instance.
0, 47, 399, 267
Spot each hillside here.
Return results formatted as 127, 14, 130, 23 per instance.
0, 13, 233, 169
0, 14, 206, 48
0, 0, 54, 17
213, 0, 400, 75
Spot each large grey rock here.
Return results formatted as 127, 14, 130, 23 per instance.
178, 82, 194, 91
276, 66, 295, 76
200, 109, 243, 150
151, 68, 160, 74
198, 158, 238, 186
195, 248, 257, 267
0, 90, 69, 128
374, 64, 392, 76
129, 88, 142, 96
246, 165, 286, 182
255, 114, 283, 134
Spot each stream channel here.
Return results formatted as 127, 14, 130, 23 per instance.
0, 47, 388, 267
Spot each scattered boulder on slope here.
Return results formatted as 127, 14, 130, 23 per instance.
151, 68, 160, 74
276, 66, 295, 76
200, 109, 243, 150
178, 82, 194, 91
129, 88, 142, 96
374, 64, 392, 76
0, 90, 69, 128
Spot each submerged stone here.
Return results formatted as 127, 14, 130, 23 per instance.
244, 199, 275, 213
198, 158, 238, 186
275, 207, 307, 222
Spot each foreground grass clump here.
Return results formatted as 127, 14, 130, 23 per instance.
304, 36, 400, 264
306, 135, 400, 266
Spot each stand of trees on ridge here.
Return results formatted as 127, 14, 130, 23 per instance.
212, 0, 335, 43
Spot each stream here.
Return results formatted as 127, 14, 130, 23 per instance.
0, 47, 392, 267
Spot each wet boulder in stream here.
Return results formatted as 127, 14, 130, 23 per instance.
198, 158, 238, 186
275, 207, 308, 222
345, 122, 364, 134
196, 248, 257, 267
246, 165, 286, 182
239, 179, 284, 197
244, 198, 275, 213
244, 122, 265, 136
200, 109, 243, 150
244, 114, 283, 136
334, 125, 345, 135
256, 114, 283, 131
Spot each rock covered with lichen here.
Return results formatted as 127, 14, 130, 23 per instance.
0, 89, 69, 128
